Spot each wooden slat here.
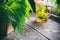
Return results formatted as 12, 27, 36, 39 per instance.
26, 13, 60, 40
20, 24, 48, 40
5, 24, 48, 40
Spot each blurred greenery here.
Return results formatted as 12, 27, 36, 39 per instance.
50, 0, 60, 17
57, 0, 60, 16
0, 0, 32, 34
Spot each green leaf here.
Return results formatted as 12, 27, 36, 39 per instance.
25, 0, 31, 19
8, 1, 26, 34
5, 0, 31, 34
7, 0, 15, 4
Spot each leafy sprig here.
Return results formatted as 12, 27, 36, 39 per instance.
0, 0, 32, 34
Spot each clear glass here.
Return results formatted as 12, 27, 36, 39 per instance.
36, 3, 46, 18
35, 0, 47, 22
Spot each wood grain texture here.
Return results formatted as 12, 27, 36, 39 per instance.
3, 13, 60, 40
26, 13, 60, 40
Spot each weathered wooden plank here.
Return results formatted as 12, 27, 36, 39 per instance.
26, 14, 60, 40
4, 24, 48, 40
4, 13, 60, 40
20, 24, 48, 40
4, 32, 20, 40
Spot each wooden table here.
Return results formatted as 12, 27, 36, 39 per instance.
4, 13, 60, 40
21, 13, 60, 40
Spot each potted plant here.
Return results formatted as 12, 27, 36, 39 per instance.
0, 0, 32, 39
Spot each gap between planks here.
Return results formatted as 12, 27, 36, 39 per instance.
26, 23, 51, 40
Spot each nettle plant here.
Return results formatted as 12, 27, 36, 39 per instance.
0, 0, 32, 38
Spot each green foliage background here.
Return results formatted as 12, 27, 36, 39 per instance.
50, 0, 60, 16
